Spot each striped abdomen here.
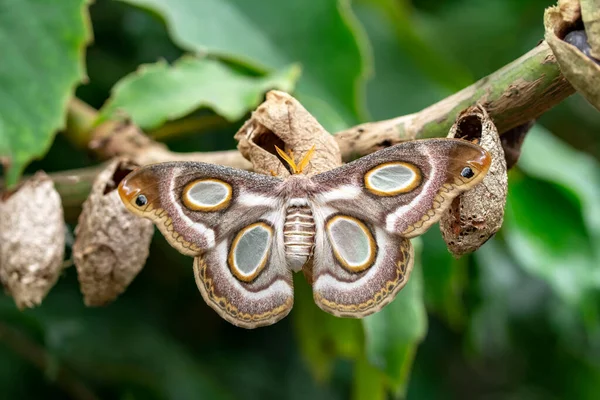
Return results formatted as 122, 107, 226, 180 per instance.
284, 205, 315, 271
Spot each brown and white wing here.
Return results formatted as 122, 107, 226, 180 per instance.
118, 161, 284, 256
308, 206, 413, 317
193, 209, 294, 328
311, 138, 491, 238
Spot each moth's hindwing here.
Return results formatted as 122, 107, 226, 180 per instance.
311, 210, 414, 317
311, 138, 491, 238
193, 213, 293, 329
118, 161, 283, 256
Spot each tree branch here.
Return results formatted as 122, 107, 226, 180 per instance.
54, 40, 572, 214
334, 41, 574, 158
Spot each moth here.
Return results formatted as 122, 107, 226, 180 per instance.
118, 138, 491, 328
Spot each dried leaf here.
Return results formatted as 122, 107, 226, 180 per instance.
90, 119, 170, 165
558, 0, 582, 26
73, 158, 154, 306
0, 172, 66, 308
440, 105, 508, 256
581, 0, 600, 58
235, 90, 342, 176
545, 4, 600, 111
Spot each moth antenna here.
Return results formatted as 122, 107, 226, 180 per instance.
297, 145, 316, 174
288, 149, 300, 173
275, 145, 299, 173
274, 145, 288, 161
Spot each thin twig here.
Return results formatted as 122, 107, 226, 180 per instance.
149, 114, 229, 141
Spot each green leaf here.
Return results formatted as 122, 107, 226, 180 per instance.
502, 125, 600, 327
420, 229, 466, 329
503, 173, 598, 306
471, 239, 525, 356
352, 353, 386, 400
362, 238, 427, 395
116, 0, 370, 131
0, 0, 90, 186
292, 275, 363, 382
416, 0, 547, 78
98, 56, 301, 129
517, 126, 600, 253
353, 0, 472, 119
503, 126, 600, 305
352, 2, 449, 122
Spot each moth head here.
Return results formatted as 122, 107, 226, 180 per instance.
118, 167, 161, 216
448, 140, 492, 185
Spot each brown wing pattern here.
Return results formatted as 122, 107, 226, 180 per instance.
193, 211, 294, 328
307, 138, 489, 318
311, 138, 491, 238
118, 161, 284, 256
310, 204, 414, 318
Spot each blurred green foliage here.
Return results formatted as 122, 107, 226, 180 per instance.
0, 0, 90, 186
1, 0, 599, 399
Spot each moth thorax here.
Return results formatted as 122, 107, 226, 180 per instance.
283, 205, 315, 272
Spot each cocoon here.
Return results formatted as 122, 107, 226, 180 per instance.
440, 105, 508, 256
73, 159, 154, 306
0, 172, 66, 308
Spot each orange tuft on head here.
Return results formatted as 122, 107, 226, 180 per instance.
275, 145, 316, 174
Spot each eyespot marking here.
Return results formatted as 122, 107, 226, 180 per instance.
460, 166, 474, 178
135, 194, 148, 207
182, 179, 232, 212
228, 222, 272, 282
364, 162, 421, 196
326, 215, 376, 273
